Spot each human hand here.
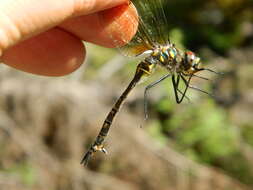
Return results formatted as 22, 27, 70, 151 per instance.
0, 0, 137, 76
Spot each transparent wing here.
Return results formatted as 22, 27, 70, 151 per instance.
133, 0, 170, 44
101, 0, 170, 57
123, 0, 170, 56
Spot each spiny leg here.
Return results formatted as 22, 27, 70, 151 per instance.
144, 74, 171, 120
177, 74, 192, 103
177, 89, 191, 102
203, 68, 224, 75
144, 74, 190, 120
180, 75, 214, 98
189, 85, 214, 98
173, 74, 191, 102
172, 74, 192, 104
172, 74, 180, 103
192, 74, 212, 82
81, 61, 153, 166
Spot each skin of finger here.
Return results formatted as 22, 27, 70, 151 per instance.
0, 2, 136, 76
1, 28, 85, 76
60, 3, 138, 48
0, 0, 128, 55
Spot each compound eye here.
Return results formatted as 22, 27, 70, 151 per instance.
185, 51, 195, 63
193, 57, 200, 65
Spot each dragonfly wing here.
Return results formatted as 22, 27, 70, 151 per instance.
131, 0, 170, 44
100, 0, 170, 57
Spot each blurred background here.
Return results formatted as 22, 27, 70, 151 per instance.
0, 0, 253, 189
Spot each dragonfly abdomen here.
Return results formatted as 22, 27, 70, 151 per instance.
81, 60, 154, 165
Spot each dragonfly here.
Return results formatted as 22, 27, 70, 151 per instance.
81, 0, 217, 165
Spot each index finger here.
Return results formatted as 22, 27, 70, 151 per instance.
60, 3, 138, 48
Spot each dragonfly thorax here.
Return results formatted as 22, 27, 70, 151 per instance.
152, 45, 178, 63
148, 45, 203, 75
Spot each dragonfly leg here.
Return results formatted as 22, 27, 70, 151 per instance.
180, 75, 215, 98
172, 74, 181, 103
144, 74, 171, 120
177, 89, 191, 102
143, 73, 191, 121
189, 85, 214, 98
178, 74, 193, 103
172, 74, 193, 104
203, 68, 224, 75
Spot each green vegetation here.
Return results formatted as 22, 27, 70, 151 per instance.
2, 162, 36, 186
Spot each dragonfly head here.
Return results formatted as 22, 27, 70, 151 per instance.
182, 51, 203, 75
